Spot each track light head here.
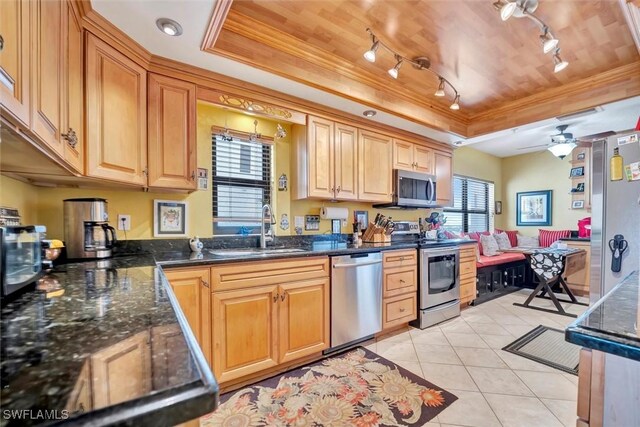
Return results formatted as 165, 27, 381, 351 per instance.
500, 0, 517, 21
553, 50, 568, 73
540, 30, 558, 54
450, 95, 460, 110
363, 40, 379, 63
434, 78, 445, 97
388, 56, 403, 79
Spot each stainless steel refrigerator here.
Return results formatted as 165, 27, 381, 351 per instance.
590, 129, 640, 426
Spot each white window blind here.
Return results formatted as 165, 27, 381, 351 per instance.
444, 176, 494, 233
212, 134, 272, 234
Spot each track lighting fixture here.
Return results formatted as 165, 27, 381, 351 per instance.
493, 0, 568, 72
363, 28, 461, 109
363, 40, 379, 63
388, 56, 403, 79
434, 78, 445, 97
553, 50, 569, 73
450, 95, 460, 110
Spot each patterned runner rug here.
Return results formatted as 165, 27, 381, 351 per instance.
201, 347, 458, 426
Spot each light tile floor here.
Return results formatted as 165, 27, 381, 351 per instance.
365, 289, 589, 427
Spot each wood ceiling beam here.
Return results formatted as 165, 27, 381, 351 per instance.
201, 0, 234, 51
467, 62, 640, 137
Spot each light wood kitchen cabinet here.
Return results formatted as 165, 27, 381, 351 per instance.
210, 257, 330, 384
564, 240, 591, 296
434, 151, 453, 206
333, 122, 358, 200
0, 0, 31, 127
393, 139, 434, 174
382, 249, 418, 329
147, 73, 197, 190
358, 130, 392, 203
30, 0, 64, 156
65, 361, 92, 415
61, 0, 84, 173
91, 331, 151, 409
212, 285, 280, 383
163, 267, 211, 365
85, 33, 147, 185
459, 243, 477, 305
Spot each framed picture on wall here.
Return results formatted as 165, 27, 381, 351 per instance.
495, 201, 502, 215
572, 200, 585, 209
570, 166, 584, 177
354, 210, 368, 231
516, 190, 552, 226
154, 200, 188, 237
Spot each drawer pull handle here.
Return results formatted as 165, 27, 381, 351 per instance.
399, 279, 406, 283
273, 293, 278, 303
201, 279, 209, 288
281, 293, 286, 301
399, 308, 406, 313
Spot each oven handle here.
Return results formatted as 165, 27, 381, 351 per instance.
332, 260, 382, 269
421, 248, 459, 255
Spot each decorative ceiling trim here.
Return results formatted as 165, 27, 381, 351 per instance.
467, 62, 640, 137
205, 10, 466, 123
620, 0, 640, 54
200, 0, 234, 51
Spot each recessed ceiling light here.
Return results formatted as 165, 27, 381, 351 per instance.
363, 110, 377, 117
156, 18, 183, 37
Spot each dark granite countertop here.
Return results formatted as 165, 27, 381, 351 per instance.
1, 236, 473, 426
566, 271, 640, 361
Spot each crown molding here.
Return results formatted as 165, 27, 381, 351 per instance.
200, 0, 234, 51
620, 0, 640, 54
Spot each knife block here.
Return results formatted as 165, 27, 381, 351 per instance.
362, 222, 392, 243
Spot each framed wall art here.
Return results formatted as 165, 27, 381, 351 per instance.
570, 166, 584, 177
572, 200, 584, 209
516, 190, 552, 226
154, 200, 188, 237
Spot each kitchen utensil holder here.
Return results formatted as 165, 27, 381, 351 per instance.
362, 222, 392, 243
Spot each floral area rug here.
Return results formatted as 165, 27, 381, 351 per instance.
201, 347, 457, 426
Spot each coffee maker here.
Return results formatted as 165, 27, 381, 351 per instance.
63, 198, 116, 259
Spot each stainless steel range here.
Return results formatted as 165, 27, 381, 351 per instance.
413, 245, 460, 329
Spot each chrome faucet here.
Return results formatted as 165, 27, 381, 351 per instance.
260, 204, 273, 249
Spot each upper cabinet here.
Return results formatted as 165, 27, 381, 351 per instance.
30, 0, 64, 156
434, 151, 453, 207
85, 33, 147, 185
333, 123, 358, 201
147, 73, 197, 190
0, 0, 31, 127
393, 139, 434, 174
358, 130, 392, 203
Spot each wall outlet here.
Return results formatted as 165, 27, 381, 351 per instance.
117, 214, 131, 231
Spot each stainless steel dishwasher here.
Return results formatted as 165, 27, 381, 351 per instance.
330, 252, 383, 350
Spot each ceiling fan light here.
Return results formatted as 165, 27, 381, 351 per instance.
363, 40, 379, 63
434, 78, 445, 97
548, 142, 576, 159
388, 57, 402, 79
500, 1, 517, 21
553, 52, 569, 72
450, 95, 460, 110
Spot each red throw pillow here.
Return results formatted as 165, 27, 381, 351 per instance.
495, 229, 519, 247
444, 230, 460, 239
538, 229, 571, 247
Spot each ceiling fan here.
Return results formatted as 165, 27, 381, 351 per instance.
518, 125, 615, 159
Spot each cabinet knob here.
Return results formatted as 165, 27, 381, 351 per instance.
281, 293, 286, 301
62, 128, 78, 149
143, 167, 148, 177
273, 293, 279, 303
399, 279, 406, 283
191, 171, 196, 181
336, 186, 341, 193
0, 35, 4, 52
399, 308, 406, 313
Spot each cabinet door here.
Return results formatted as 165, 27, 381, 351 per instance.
30, 0, 64, 155
65, 360, 92, 415
164, 268, 211, 365
62, 0, 84, 173
434, 151, 453, 206
0, 0, 30, 126
358, 130, 392, 202
212, 286, 279, 383
91, 331, 151, 409
86, 34, 147, 185
334, 123, 358, 201
392, 139, 414, 171
414, 145, 434, 174
278, 278, 329, 364
307, 116, 335, 198
147, 74, 197, 190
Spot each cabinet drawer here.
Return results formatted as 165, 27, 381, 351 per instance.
565, 251, 586, 277
383, 293, 417, 329
460, 270, 476, 283
383, 249, 417, 269
459, 245, 477, 258
460, 283, 476, 299
211, 257, 329, 291
383, 267, 417, 297
460, 260, 476, 276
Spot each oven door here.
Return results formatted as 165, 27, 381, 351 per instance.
396, 169, 437, 208
420, 247, 460, 309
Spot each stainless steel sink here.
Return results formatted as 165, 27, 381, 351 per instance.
208, 248, 306, 256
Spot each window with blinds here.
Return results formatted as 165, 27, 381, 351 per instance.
443, 176, 494, 233
212, 134, 272, 234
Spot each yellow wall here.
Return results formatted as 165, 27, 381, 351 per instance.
502, 150, 586, 236
451, 147, 503, 230
0, 175, 39, 225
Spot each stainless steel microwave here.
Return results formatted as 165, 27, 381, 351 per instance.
374, 169, 437, 209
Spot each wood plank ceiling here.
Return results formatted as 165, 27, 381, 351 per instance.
205, 0, 640, 137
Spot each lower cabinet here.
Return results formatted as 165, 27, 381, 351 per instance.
459, 244, 477, 305
564, 240, 591, 296
382, 249, 417, 330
